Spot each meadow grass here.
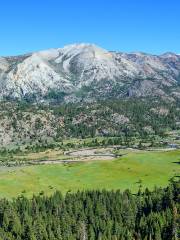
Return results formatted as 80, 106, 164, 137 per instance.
0, 150, 179, 199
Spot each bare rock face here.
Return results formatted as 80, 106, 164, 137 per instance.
0, 43, 180, 102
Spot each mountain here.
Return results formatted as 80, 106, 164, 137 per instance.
0, 43, 180, 102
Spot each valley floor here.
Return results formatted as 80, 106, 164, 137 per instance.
0, 147, 179, 199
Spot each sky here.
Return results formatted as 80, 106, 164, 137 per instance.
0, 0, 180, 56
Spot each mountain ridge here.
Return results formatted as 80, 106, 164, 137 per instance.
0, 43, 180, 102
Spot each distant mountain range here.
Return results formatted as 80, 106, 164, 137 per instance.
0, 43, 180, 102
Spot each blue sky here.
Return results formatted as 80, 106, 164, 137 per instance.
0, 0, 180, 55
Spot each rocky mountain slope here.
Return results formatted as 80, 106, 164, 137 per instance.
0, 43, 180, 102
0, 99, 179, 148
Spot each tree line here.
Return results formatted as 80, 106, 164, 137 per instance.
0, 179, 179, 239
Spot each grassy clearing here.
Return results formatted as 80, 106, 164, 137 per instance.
17, 148, 69, 161
0, 150, 179, 199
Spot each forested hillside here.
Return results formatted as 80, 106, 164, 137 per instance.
0, 180, 179, 240
0, 97, 180, 148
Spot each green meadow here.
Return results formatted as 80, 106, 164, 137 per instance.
0, 150, 179, 199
